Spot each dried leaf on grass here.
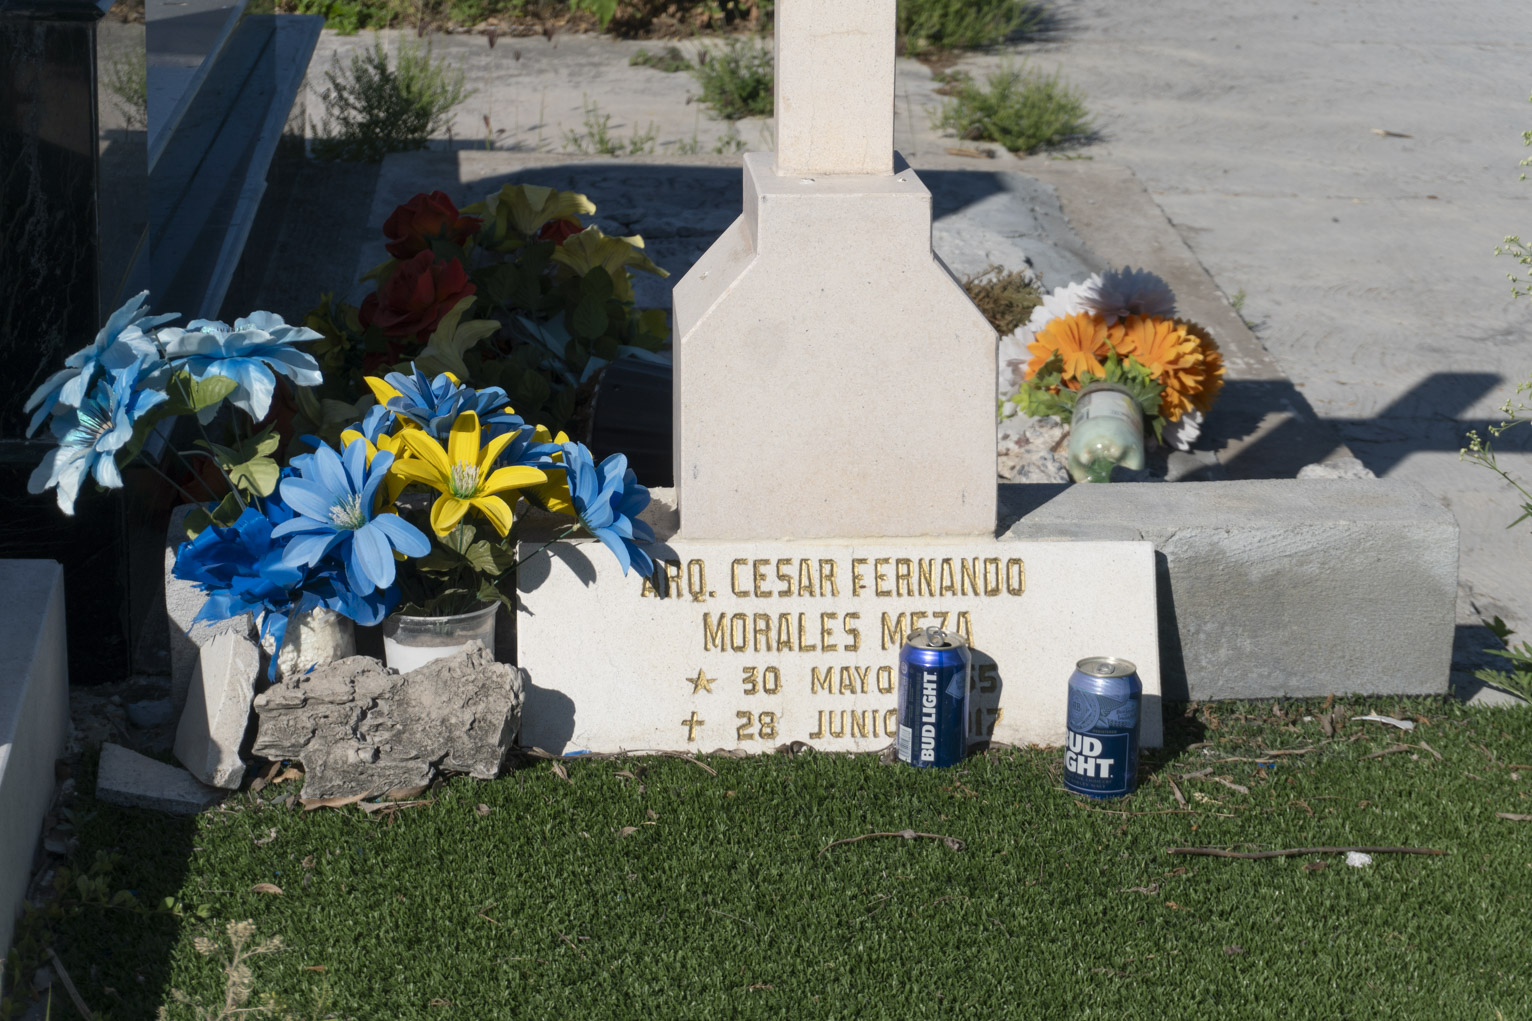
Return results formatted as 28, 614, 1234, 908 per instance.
819, 829, 965, 857
1497, 813, 1532, 822
251, 883, 283, 895
253, 827, 278, 847
475, 803, 492, 817
617, 826, 639, 837
552, 761, 571, 783
301, 794, 367, 811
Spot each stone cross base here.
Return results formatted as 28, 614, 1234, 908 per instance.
672, 153, 997, 540
516, 529, 1161, 756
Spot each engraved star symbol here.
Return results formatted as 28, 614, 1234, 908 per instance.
686, 668, 715, 694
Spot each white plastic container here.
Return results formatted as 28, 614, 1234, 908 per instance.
381, 602, 498, 673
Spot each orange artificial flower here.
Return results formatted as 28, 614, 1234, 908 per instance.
1027, 312, 1109, 385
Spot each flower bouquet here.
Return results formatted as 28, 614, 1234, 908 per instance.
998, 266, 1225, 454
296, 184, 671, 443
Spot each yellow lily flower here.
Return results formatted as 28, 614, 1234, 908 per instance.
550, 228, 669, 303
465, 184, 597, 245
392, 411, 547, 537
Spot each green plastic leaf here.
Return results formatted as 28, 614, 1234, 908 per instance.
571, 296, 609, 340
579, 266, 614, 302
464, 540, 501, 576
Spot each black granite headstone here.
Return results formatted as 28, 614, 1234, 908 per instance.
0, 0, 155, 683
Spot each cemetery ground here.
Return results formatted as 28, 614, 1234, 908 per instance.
13, 696, 1531, 1019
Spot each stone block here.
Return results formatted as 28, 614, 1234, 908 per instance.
999, 479, 1458, 699
165, 503, 255, 714
0, 560, 69, 961
96, 742, 223, 815
774, 0, 896, 176
251, 645, 525, 799
516, 537, 1162, 755
175, 630, 260, 789
673, 153, 996, 539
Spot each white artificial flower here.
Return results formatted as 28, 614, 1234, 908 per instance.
1025, 274, 1102, 334
1161, 409, 1203, 451
1078, 266, 1176, 322
996, 327, 1034, 396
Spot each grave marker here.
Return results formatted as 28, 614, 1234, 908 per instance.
518, 0, 1163, 754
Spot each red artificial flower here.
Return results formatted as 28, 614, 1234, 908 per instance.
381, 190, 482, 260
537, 218, 585, 246
359, 252, 476, 342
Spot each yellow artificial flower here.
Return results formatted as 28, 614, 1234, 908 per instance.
392, 411, 547, 537
523, 425, 576, 516
550, 228, 668, 303
1028, 312, 1109, 385
1109, 316, 1218, 422
466, 184, 597, 244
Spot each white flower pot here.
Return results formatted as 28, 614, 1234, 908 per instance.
381, 602, 498, 673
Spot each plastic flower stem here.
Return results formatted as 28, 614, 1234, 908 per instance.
140, 457, 211, 508
507, 522, 581, 573
159, 445, 222, 501
182, 449, 247, 510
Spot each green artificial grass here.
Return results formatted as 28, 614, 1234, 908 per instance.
15, 697, 1532, 1020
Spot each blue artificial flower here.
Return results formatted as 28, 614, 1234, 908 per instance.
379, 365, 524, 440
272, 438, 431, 594
23, 290, 177, 436
160, 310, 322, 423
27, 358, 169, 515
496, 424, 562, 471
174, 504, 306, 628
560, 442, 654, 577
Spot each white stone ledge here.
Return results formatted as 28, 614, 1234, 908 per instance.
0, 560, 68, 959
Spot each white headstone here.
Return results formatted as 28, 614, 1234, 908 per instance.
519, 2, 1163, 754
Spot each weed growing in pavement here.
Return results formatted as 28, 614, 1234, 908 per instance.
963, 264, 1041, 336
898, 0, 1046, 56
690, 38, 773, 120
101, 45, 148, 130
562, 99, 659, 155
936, 62, 1090, 154
630, 45, 692, 73
312, 36, 472, 162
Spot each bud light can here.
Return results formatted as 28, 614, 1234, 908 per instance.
896, 627, 971, 768
1063, 657, 1142, 799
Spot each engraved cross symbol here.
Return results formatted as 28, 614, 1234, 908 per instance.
681, 711, 705, 742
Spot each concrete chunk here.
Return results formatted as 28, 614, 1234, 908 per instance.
97, 743, 223, 815
165, 504, 255, 714
1001, 479, 1458, 700
251, 645, 524, 799
175, 630, 260, 788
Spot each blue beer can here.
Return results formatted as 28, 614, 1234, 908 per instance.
896, 627, 971, 768
1063, 656, 1142, 799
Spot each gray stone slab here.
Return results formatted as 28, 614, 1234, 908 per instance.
1000, 479, 1459, 700
96, 742, 223, 815
175, 630, 259, 789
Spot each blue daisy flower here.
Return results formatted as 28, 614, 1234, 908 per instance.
272, 438, 432, 594
161, 310, 322, 423
23, 290, 177, 435
560, 442, 654, 577
27, 358, 169, 514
